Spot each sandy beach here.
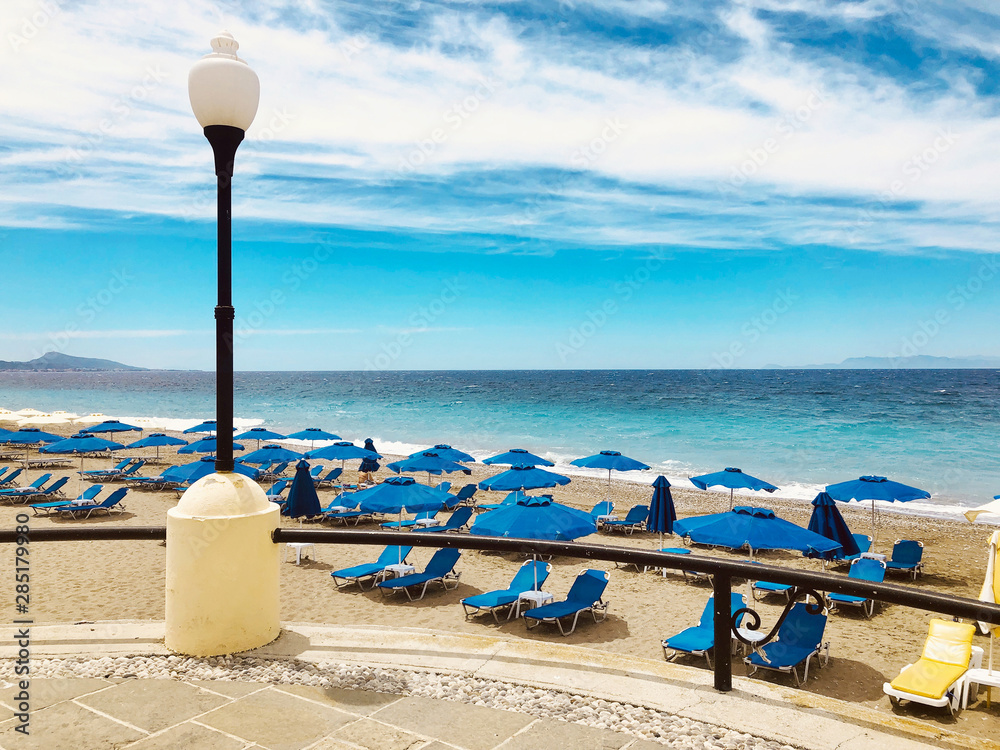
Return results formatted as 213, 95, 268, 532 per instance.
2, 427, 998, 743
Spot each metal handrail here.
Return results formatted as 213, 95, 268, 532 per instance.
4, 525, 998, 692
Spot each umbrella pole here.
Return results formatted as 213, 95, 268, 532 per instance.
871, 499, 877, 550
730, 488, 734, 512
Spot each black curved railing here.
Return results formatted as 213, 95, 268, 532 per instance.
4, 525, 999, 693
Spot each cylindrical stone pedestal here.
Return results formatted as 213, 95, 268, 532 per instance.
165, 472, 280, 656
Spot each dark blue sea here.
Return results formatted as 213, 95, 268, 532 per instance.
1, 369, 997, 513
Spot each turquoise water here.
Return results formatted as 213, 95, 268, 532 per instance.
1, 369, 997, 513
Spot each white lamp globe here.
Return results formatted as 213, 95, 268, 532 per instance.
188, 31, 260, 131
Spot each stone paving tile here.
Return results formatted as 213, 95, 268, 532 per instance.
330, 717, 433, 750
77, 679, 229, 734
124, 721, 247, 750
188, 680, 269, 698
274, 684, 401, 716
197, 686, 355, 750
0, 678, 113, 719
0, 699, 146, 749
497, 719, 632, 750
370, 697, 534, 750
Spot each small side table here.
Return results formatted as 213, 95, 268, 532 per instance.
285, 542, 315, 565
382, 563, 415, 580
414, 517, 440, 527
860, 552, 887, 562
514, 590, 554, 618
733, 626, 768, 656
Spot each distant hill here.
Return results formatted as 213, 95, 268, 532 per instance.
769, 355, 1000, 369
0, 353, 145, 371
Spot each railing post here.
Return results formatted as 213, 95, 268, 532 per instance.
712, 573, 733, 692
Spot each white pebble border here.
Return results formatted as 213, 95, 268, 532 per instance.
1, 655, 801, 750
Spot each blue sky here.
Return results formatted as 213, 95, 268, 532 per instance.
2, 0, 999, 370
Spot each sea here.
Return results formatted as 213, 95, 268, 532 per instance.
1, 369, 997, 519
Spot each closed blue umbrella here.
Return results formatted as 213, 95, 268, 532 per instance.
825, 475, 930, 547
172, 456, 260, 484
408, 444, 476, 463
125, 433, 188, 461
183, 420, 234, 435
570, 450, 650, 502
235, 427, 288, 449
87, 419, 142, 434
284, 460, 322, 519
179, 437, 245, 455
483, 448, 554, 467
808, 492, 860, 558
479, 464, 570, 492
690, 467, 779, 511
359, 438, 380, 475
388, 452, 472, 484
471, 495, 597, 588
241, 444, 305, 465
647, 475, 677, 545
677, 506, 842, 560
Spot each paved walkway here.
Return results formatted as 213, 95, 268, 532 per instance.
0, 622, 994, 750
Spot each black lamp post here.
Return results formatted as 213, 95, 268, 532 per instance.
188, 31, 260, 473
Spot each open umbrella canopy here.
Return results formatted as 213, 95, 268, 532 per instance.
407, 444, 476, 463
86, 419, 142, 434
179, 437, 245, 454
807, 492, 860, 557
571, 450, 650, 473
675, 506, 842, 558
388, 452, 472, 476
235, 427, 288, 441
241, 444, 305, 465
126, 433, 188, 449
172, 456, 260, 484
73, 413, 110, 424
182, 420, 235, 435
690, 467, 779, 511
284, 460, 322, 518
482, 448, 554, 467
16, 413, 72, 426
470, 495, 596, 540
825, 475, 930, 546
287, 428, 341, 442
0, 428, 64, 445
478, 464, 571, 492
306, 441, 380, 462
15, 408, 45, 417
352, 476, 449, 515
967, 496, 1000, 524
40, 434, 125, 454
647, 475, 677, 537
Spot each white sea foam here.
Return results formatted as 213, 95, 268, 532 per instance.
116, 415, 264, 433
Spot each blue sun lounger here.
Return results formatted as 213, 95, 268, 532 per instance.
331, 546, 412, 589
314, 467, 344, 488
416, 506, 473, 533
31, 485, 103, 516
462, 560, 552, 622
80, 459, 131, 479
662, 593, 747, 668
602, 504, 649, 534
376, 548, 462, 601
443, 484, 478, 510
381, 510, 438, 530
523, 569, 610, 636
744, 601, 829, 686
0, 468, 24, 488
825, 557, 886, 618
57, 488, 128, 519
885, 539, 924, 579
0, 473, 51, 498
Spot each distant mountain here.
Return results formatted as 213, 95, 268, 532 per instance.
0, 353, 145, 371
769, 355, 1000, 369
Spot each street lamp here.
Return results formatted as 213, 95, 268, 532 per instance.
187, 30, 259, 473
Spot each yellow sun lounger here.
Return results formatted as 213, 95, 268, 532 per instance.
882, 619, 980, 715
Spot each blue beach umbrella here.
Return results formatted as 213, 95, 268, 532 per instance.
179, 437, 245, 455
571, 450, 650, 502
478, 464, 571, 492
41, 433, 127, 491
87, 419, 142, 434
690, 467, 779, 511
125, 433, 188, 461
471, 495, 597, 588
409, 444, 476, 463
388, 452, 472, 484
172, 456, 260, 484
287, 428, 341, 450
240, 444, 305, 465
825, 475, 930, 547
359, 438, 381, 475
807, 492, 860, 558
483, 448, 554, 467
306, 441, 381, 474
284, 460, 322, 519
235, 427, 288, 449
647, 475, 678, 545
354, 476, 450, 552
1, 428, 64, 464
677, 506, 842, 560
183, 420, 235, 435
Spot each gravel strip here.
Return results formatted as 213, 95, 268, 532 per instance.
1, 654, 801, 749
